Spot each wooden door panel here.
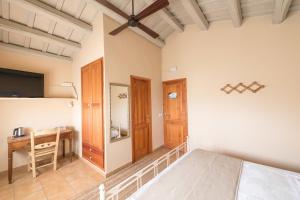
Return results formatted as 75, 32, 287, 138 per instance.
82, 67, 92, 104
82, 66, 91, 146
131, 76, 152, 162
165, 123, 184, 149
82, 104, 90, 145
133, 79, 148, 124
163, 79, 188, 148
91, 60, 102, 104
164, 83, 184, 120
134, 125, 149, 160
91, 104, 104, 151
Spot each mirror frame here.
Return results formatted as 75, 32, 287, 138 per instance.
110, 83, 131, 143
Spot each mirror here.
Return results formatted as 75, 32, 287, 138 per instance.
110, 83, 130, 142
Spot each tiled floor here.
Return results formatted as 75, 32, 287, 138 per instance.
0, 147, 172, 200
0, 158, 105, 200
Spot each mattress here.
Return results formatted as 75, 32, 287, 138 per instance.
129, 149, 300, 200
129, 149, 242, 200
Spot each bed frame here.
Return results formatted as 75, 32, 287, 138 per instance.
99, 137, 189, 200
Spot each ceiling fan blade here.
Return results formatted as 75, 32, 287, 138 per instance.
109, 23, 129, 36
135, 0, 169, 21
137, 23, 159, 38
95, 0, 130, 19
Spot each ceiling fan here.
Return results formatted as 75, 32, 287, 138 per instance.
101, 0, 169, 39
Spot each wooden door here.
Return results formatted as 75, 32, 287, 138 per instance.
131, 76, 152, 162
163, 79, 188, 149
81, 58, 104, 169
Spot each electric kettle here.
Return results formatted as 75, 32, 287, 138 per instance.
13, 127, 24, 137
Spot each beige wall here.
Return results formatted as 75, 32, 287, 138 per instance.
162, 13, 300, 172
71, 13, 105, 160
0, 49, 73, 172
103, 15, 163, 173
0, 49, 73, 97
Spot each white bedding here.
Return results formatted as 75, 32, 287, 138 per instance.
128, 150, 300, 200
237, 161, 300, 200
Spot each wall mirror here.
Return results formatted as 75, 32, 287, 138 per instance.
110, 83, 130, 142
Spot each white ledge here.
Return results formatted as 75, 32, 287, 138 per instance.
0, 97, 75, 100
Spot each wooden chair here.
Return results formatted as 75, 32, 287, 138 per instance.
27, 128, 61, 178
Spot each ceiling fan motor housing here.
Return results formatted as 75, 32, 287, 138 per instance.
128, 15, 139, 27
108, 0, 169, 38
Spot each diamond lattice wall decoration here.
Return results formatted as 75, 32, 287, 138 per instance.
221, 82, 265, 94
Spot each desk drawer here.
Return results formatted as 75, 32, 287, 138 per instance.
82, 143, 104, 169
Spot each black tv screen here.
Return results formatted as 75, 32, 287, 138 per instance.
0, 68, 44, 98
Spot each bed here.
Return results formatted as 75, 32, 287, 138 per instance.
99, 140, 300, 200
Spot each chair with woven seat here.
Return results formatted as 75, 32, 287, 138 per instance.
27, 128, 61, 178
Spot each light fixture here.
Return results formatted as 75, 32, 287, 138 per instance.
60, 82, 78, 100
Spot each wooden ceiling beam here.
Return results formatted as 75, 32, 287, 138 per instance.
0, 42, 72, 61
273, 0, 293, 24
1, 0, 10, 43
181, 0, 208, 30
55, 0, 65, 10
11, 0, 92, 34
0, 17, 81, 51
23, 12, 35, 48
227, 0, 243, 27
75, 1, 88, 18
143, 0, 184, 32
1, 0, 10, 19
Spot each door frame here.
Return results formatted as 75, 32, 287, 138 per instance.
163, 78, 188, 148
130, 75, 153, 162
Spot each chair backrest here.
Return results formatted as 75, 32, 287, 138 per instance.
30, 128, 61, 153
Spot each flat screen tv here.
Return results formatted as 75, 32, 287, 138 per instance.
0, 68, 44, 98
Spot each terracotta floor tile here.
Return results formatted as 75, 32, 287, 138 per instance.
69, 176, 99, 194
0, 184, 14, 200
37, 171, 64, 184
1, 158, 107, 200
15, 190, 47, 200
12, 173, 32, 186
47, 192, 72, 200
0, 174, 9, 187
14, 181, 43, 200
43, 184, 75, 200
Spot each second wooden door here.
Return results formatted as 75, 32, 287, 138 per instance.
131, 76, 152, 162
163, 79, 188, 149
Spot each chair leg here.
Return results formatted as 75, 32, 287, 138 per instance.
31, 156, 36, 178
27, 156, 31, 172
53, 154, 57, 171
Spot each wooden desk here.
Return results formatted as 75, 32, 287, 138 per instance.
7, 129, 73, 184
